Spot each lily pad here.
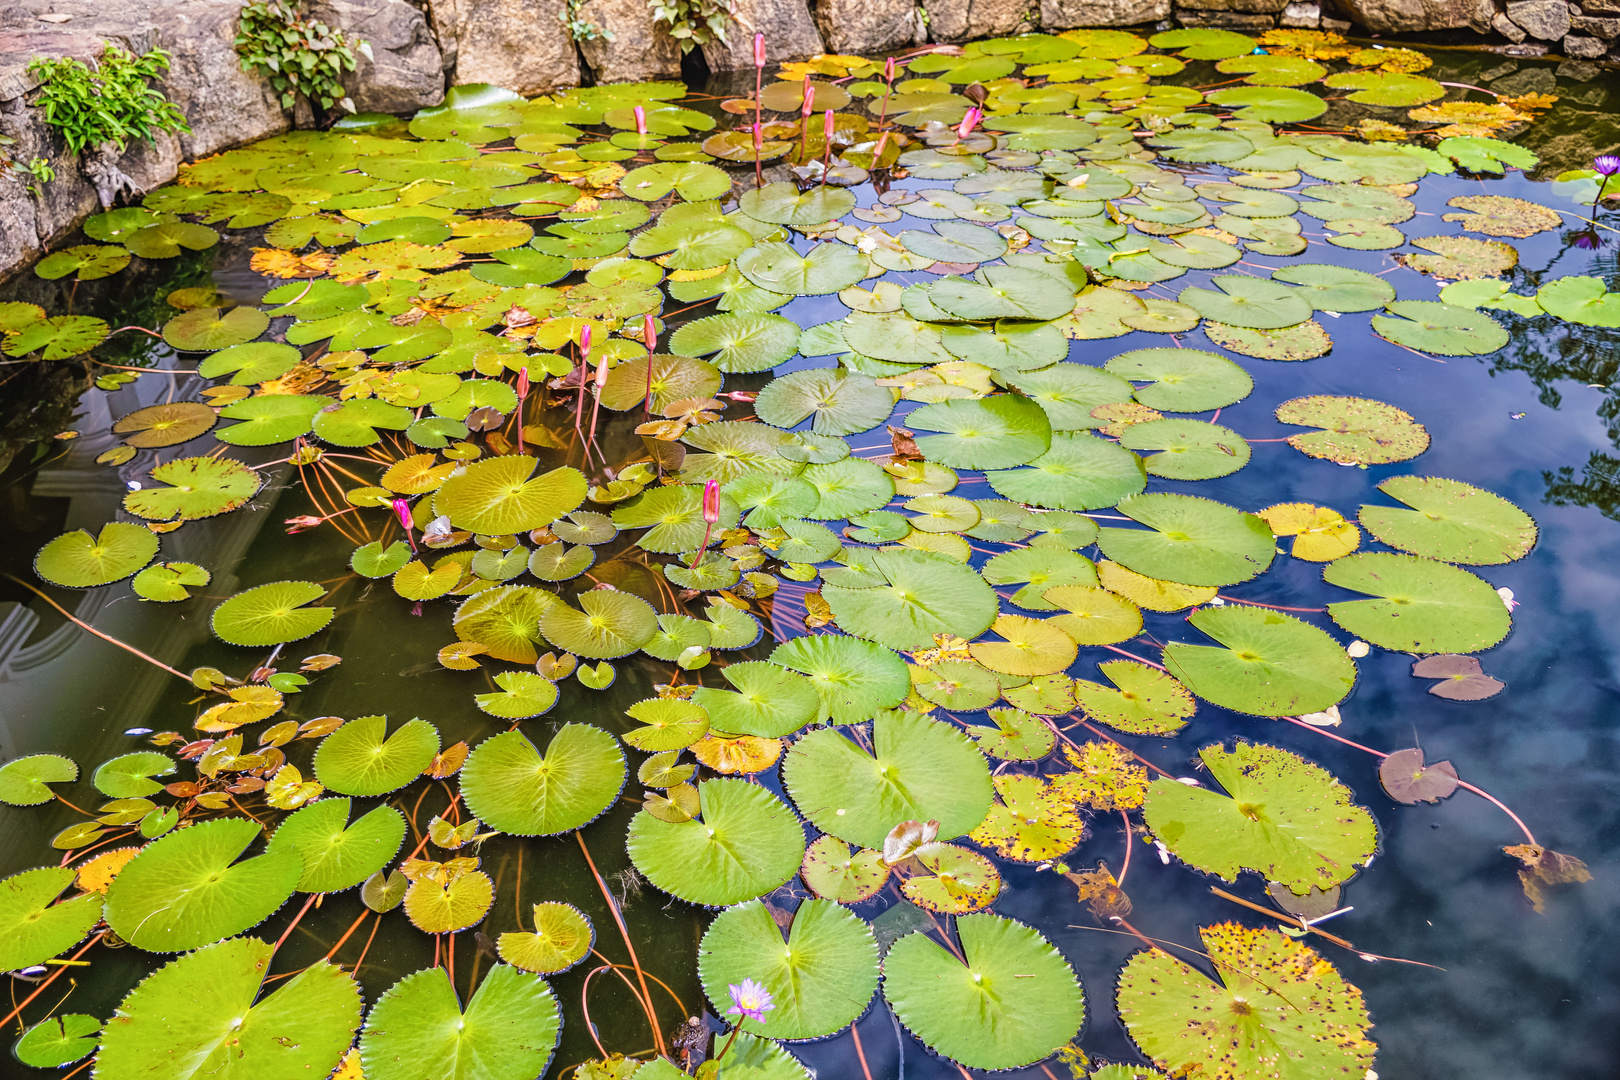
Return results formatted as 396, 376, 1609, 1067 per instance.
360, 964, 560, 1080
212, 580, 333, 647
314, 714, 441, 796
1104, 348, 1252, 412
884, 913, 1084, 1071
216, 394, 326, 446
163, 307, 270, 351
822, 547, 998, 651
13, 1014, 101, 1068
498, 902, 594, 974
1097, 493, 1273, 586
737, 241, 867, 296
34, 522, 158, 588
105, 818, 301, 951
1177, 277, 1311, 330
433, 456, 587, 534
754, 367, 894, 436
539, 589, 658, 658
459, 725, 625, 835
1359, 475, 1535, 565
699, 899, 879, 1041
769, 635, 910, 724
0, 866, 103, 969
1143, 742, 1376, 892
908, 394, 1052, 470
1324, 552, 1511, 653
898, 220, 1009, 263
266, 798, 408, 893
1119, 419, 1251, 480
987, 432, 1147, 511
1163, 606, 1357, 717
627, 778, 807, 906
782, 708, 992, 849
670, 313, 800, 374
1373, 301, 1507, 356
1071, 660, 1194, 736
690, 661, 821, 738
1275, 395, 1429, 465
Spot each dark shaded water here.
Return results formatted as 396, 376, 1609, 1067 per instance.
3, 44, 1620, 1080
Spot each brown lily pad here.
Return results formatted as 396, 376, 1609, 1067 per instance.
1412, 653, 1505, 700
1378, 747, 1458, 804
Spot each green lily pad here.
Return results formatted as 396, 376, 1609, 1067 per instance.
628, 778, 807, 906
737, 241, 867, 296
823, 548, 998, 651
1271, 264, 1396, 312
2, 314, 109, 359
34, 522, 158, 588
215, 394, 326, 446
0, 755, 77, 806
783, 709, 992, 849
1104, 347, 1252, 412
460, 725, 625, 835
197, 341, 302, 384
97, 937, 360, 1080
884, 913, 1084, 1071
800, 456, 895, 519
35, 243, 131, 281
739, 183, 856, 226
498, 902, 593, 974
908, 394, 1052, 470
1144, 742, 1377, 892
124, 220, 219, 259
212, 580, 333, 647
755, 367, 894, 436
1163, 606, 1357, 717
1324, 70, 1444, 105
1207, 86, 1326, 121
475, 671, 562, 719
928, 267, 1076, 321
130, 558, 212, 601
1072, 660, 1194, 735
1373, 300, 1507, 356
0, 866, 103, 968
266, 799, 408, 893
93, 752, 176, 798
699, 899, 879, 1040
84, 206, 161, 241
1177, 276, 1310, 330
1276, 395, 1430, 465
689, 661, 820, 738
938, 320, 1068, 370
1118, 924, 1374, 1078
986, 432, 1147, 511
769, 635, 910, 724
1097, 493, 1273, 586
313, 714, 441, 797
123, 455, 262, 522
1535, 276, 1620, 326
981, 547, 1098, 610
1358, 475, 1536, 565
1119, 419, 1251, 480
1324, 552, 1511, 653
898, 220, 1009, 263
359, 964, 560, 1080
539, 588, 658, 658
310, 398, 415, 447
13, 1014, 101, 1068
433, 456, 587, 534
621, 161, 731, 201
105, 818, 301, 951
670, 313, 799, 374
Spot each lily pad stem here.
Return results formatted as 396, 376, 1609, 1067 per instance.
0, 931, 104, 1030
273, 891, 320, 954
1, 573, 191, 682
1116, 809, 1133, 888
576, 829, 668, 1057
1280, 715, 1536, 845
851, 1018, 876, 1080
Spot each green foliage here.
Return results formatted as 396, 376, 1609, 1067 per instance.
235, 1, 371, 114
648, 0, 739, 54
26, 47, 189, 157
561, 0, 614, 42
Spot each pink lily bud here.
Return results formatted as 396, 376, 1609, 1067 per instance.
390, 497, 418, 551
516, 366, 529, 401
884, 56, 896, 83
872, 130, 889, 163
824, 109, 835, 141
754, 124, 764, 152
956, 107, 982, 140
594, 354, 610, 389
634, 105, 647, 135
580, 324, 593, 358
754, 33, 766, 69
701, 479, 721, 525
800, 76, 814, 118
643, 313, 657, 353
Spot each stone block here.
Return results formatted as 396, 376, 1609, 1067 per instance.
307, 0, 443, 113
1321, 14, 1352, 30
1494, 10, 1529, 37
1040, 0, 1171, 28
429, 0, 580, 93
1280, 1, 1322, 26
701, 0, 823, 70
1467, 0, 1496, 33
577, 0, 682, 83
1564, 31, 1609, 53
1332, 0, 1476, 33
1557, 57, 1603, 79
1176, 8, 1277, 25
815, 0, 923, 51
1178, 0, 1289, 12
1572, 13, 1620, 34
1507, 0, 1571, 38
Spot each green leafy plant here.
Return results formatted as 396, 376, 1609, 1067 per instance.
235, 0, 371, 115
25, 47, 189, 157
560, 0, 613, 42
648, 0, 738, 53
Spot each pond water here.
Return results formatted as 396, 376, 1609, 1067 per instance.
1, 28, 1618, 1080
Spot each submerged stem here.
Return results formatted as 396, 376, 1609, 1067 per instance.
1, 574, 192, 682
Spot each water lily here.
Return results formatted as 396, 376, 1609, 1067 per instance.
726, 977, 775, 1023
575, 325, 594, 438
690, 479, 722, 568
642, 312, 658, 417
633, 104, 647, 136
752, 34, 767, 187
390, 497, 417, 552
1594, 155, 1620, 176
956, 106, 982, 141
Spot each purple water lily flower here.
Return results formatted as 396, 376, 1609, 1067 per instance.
1594, 155, 1620, 176
726, 978, 775, 1024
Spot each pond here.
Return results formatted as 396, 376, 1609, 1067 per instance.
1, 25, 1617, 1080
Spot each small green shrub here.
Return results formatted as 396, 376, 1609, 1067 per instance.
235, 0, 371, 115
25, 47, 190, 158
561, 0, 613, 42
648, 0, 738, 54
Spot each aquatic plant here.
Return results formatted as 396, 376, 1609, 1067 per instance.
0, 25, 1601, 1080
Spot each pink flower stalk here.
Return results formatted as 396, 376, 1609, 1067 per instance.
820, 108, 836, 184
575, 325, 594, 437
690, 479, 723, 568
515, 366, 529, 452
642, 313, 658, 418
878, 57, 897, 128
799, 75, 814, 160
586, 353, 610, 459
390, 497, 417, 552
634, 105, 647, 135
752, 34, 766, 188
956, 106, 982, 141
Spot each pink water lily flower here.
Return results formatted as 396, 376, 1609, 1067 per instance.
957, 106, 982, 140
726, 978, 775, 1023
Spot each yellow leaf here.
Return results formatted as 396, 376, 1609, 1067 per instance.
1097, 561, 1216, 612
196, 686, 284, 732
1257, 502, 1360, 562
691, 734, 782, 774
969, 614, 1079, 677
1052, 740, 1149, 811
404, 869, 494, 933
382, 453, 457, 494
75, 846, 141, 894
265, 763, 324, 810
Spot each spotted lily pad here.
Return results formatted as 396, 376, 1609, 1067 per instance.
1275, 395, 1429, 465
1163, 606, 1357, 717
1324, 552, 1511, 653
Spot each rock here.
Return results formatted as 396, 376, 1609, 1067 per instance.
1479, 60, 1520, 80
1321, 14, 1352, 30
1176, 9, 1277, 24
814, 0, 922, 52
1280, 1, 1322, 26
1332, 0, 1477, 33
1494, 11, 1530, 38
428, 0, 580, 93
1578, 0, 1620, 16
1178, 0, 1288, 12
1557, 57, 1603, 80
576, 0, 682, 83
1489, 64, 1556, 95
927, 0, 1032, 42
1040, 0, 1172, 27
1572, 13, 1620, 34
1564, 32, 1609, 54
701, 0, 823, 70
1467, 0, 1495, 34
306, 0, 443, 113
1506, 0, 1571, 38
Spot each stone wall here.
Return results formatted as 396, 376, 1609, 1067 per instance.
3, 0, 1618, 285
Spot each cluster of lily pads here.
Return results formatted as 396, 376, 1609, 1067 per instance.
0, 24, 1594, 1080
